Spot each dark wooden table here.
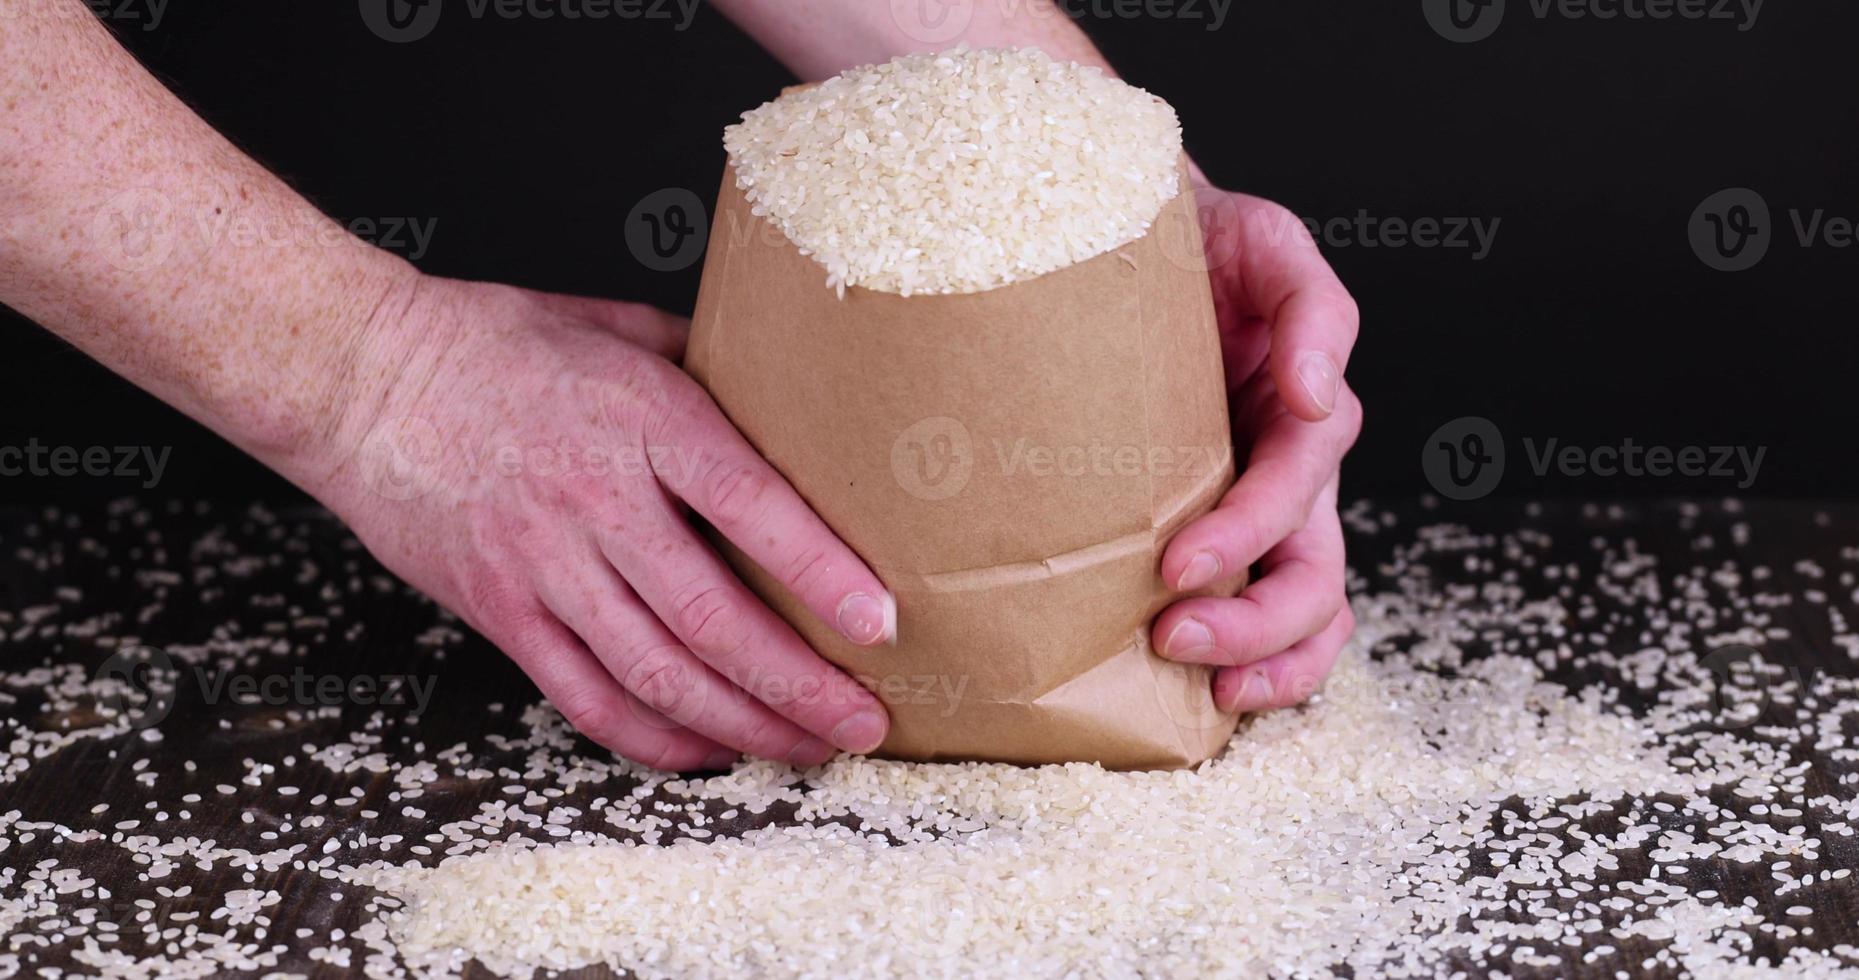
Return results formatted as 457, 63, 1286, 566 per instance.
1, 497, 1854, 978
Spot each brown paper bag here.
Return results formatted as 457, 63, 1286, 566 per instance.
684, 161, 1244, 769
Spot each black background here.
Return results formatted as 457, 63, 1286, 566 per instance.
2, 0, 1852, 506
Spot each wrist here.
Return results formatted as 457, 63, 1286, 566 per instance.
253, 259, 441, 505
276, 265, 462, 509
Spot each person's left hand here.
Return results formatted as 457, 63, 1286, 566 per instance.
1150, 177, 1364, 714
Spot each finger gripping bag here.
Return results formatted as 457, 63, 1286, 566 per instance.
684, 49, 1244, 769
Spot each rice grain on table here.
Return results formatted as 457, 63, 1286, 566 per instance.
5, 501, 1859, 978
722, 47, 1184, 297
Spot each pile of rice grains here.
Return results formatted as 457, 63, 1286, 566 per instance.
0, 498, 1855, 978
723, 48, 1183, 296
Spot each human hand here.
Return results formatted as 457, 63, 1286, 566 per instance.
1151, 179, 1363, 713
2, 0, 900, 774
311, 276, 896, 771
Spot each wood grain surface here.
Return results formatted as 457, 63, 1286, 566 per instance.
0, 497, 1853, 978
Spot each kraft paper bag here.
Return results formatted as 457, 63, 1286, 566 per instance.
684, 160, 1244, 769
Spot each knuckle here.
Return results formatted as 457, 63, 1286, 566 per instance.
1285, 552, 1339, 597
624, 650, 677, 700
704, 461, 772, 531
1276, 671, 1324, 707
1328, 286, 1362, 337
1256, 659, 1318, 707
732, 714, 783, 754
1221, 515, 1266, 568
1206, 601, 1266, 661
1273, 562, 1334, 634
1316, 593, 1348, 636
1235, 619, 1276, 662
639, 739, 689, 773
514, 469, 604, 521
624, 647, 696, 713
463, 506, 529, 563
645, 370, 709, 449
780, 544, 834, 598
558, 694, 623, 748
1335, 385, 1365, 448
1251, 199, 1301, 239
670, 583, 743, 653
591, 353, 676, 430
460, 569, 532, 633
1324, 564, 1349, 605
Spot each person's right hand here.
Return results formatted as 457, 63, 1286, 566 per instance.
307, 275, 896, 772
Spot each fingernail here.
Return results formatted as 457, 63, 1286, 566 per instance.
830, 711, 886, 755
1176, 551, 1222, 591
1240, 672, 1274, 710
1295, 351, 1339, 416
1214, 675, 1241, 712
787, 736, 836, 768
1163, 617, 1216, 659
836, 592, 895, 646
701, 748, 739, 771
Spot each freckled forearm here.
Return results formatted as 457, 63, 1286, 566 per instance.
0, 0, 418, 484
712, 0, 1111, 81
